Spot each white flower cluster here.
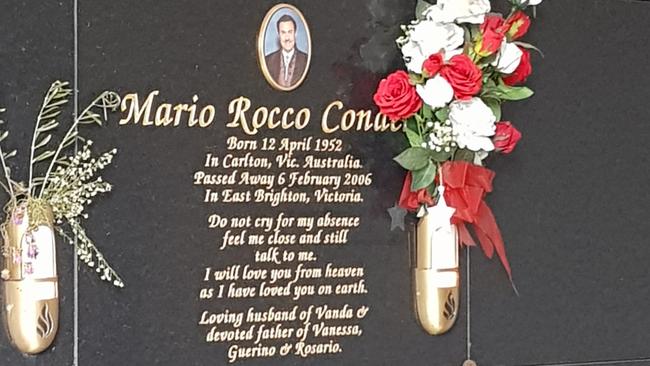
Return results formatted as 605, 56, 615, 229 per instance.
416, 75, 454, 109
424, 0, 491, 24
423, 98, 496, 153
41, 139, 123, 287
449, 98, 496, 152
515, 0, 542, 6
423, 119, 455, 153
398, 0, 538, 154
58, 222, 124, 288
492, 41, 523, 74
43, 140, 116, 223
400, 21, 464, 74
399, 0, 493, 74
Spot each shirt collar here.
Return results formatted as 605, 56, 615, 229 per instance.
282, 49, 295, 60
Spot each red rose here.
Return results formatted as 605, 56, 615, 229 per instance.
480, 14, 505, 34
503, 48, 532, 85
493, 121, 522, 154
374, 70, 422, 122
440, 55, 483, 100
398, 172, 434, 212
476, 15, 506, 56
505, 11, 531, 41
422, 53, 444, 77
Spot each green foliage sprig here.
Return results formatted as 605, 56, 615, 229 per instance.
0, 81, 124, 287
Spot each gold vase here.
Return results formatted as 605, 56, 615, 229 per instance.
412, 213, 460, 335
2, 202, 59, 354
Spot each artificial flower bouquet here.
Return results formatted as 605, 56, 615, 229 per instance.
374, 0, 542, 278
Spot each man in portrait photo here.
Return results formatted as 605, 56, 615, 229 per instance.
265, 14, 308, 88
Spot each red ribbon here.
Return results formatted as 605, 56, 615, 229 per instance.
441, 161, 512, 279
398, 172, 434, 212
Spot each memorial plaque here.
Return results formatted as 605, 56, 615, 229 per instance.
1, 1, 650, 366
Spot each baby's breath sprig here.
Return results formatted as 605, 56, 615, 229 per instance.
39, 141, 123, 287
41, 141, 115, 222
56, 221, 124, 288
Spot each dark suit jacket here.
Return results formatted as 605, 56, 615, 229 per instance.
264, 48, 308, 87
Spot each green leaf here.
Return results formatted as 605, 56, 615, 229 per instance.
404, 118, 423, 147
480, 53, 499, 67
411, 161, 436, 191
429, 150, 452, 163
61, 134, 79, 149
409, 72, 425, 86
405, 118, 418, 131
39, 110, 62, 120
33, 150, 55, 163
464, 27, 473, 46
514, 41, 544, 57
394, 147, 431, 171
421, 104, 433, 120
426, 184, 439, 199
468, 24, 481, 41
34, 135, 52, 149
79, 112, 103, 125
483, 98, 502, 121
481, 78, 499, 98
415, 0, 433, 20
45, 98, 69, 108
36, 120, 59, 133
454, 149, 475, 162
495, 83, 534, 101
435, 107, 450, 122
404, 128, 423, 148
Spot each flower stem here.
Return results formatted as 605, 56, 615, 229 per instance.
28, 90, 56, 197
38, 92, 109, 199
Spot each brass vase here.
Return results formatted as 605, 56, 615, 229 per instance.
412, 212, 460, 335
2, 202, 59, 354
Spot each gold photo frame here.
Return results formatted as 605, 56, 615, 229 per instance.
257, 3, 312, 92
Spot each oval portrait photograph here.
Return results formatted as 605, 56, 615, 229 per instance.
258, 4, 311, 92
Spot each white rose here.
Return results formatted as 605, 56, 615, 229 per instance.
449, 98, 496, 152
508, 0, 541, 7
423, 5, 455, 24
401, 20, 464, 73
416, 75, 454, 109
491, 42, 523, 74
425, 0, 491, 25
401, 41, 427, 75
